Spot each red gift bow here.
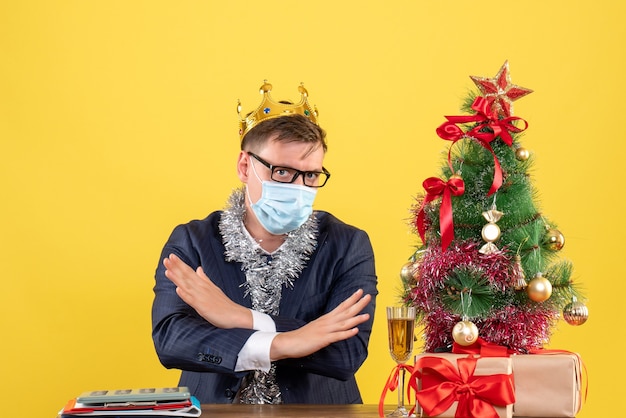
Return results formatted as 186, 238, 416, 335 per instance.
378, 363, 416, 418
411, 355, 515, 418
415, 176, 465, 251
454, 340, 588, 410
436, 96, 528, 196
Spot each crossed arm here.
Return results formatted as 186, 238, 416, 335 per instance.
163, 253, 372, 362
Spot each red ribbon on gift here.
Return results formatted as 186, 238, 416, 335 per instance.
378, 363, 416, 418
452, 337, 516, 357
415, 176, 465, 251
412, 355, 515, 418
436, 96, 528, 196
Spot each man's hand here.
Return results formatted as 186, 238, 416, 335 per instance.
163, 254, 252, 329
269, 289, 372, 361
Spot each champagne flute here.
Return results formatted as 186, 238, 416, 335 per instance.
386, 306, 416, 417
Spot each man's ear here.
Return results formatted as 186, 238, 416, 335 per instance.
236, 151, 250, 182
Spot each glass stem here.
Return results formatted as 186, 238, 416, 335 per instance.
397, 367, 405, 410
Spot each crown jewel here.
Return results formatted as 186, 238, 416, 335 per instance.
237, 81, 319, 140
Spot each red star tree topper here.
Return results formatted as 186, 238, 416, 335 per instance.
470, 60, 533, 117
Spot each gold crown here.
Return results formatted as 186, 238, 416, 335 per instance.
237, 81, 319, 140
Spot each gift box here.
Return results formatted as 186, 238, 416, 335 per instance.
512, 352, 583, 418
412, 353, 514, 418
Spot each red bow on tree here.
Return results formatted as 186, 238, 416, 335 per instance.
415, 176, 465, 251
436, 96, 528, 196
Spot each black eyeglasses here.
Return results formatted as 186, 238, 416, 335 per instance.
248, 152, 331, 188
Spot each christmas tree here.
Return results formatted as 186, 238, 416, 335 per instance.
402, 61, 589, 353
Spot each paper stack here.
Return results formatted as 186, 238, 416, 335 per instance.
57, 387, 201, 417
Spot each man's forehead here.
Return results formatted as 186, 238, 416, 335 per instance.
264, 137, 324, 159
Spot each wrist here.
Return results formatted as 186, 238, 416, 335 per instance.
236, 306, 254, 329
269, 333, 288, 361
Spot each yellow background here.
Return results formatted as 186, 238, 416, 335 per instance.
1, 1, 622, 416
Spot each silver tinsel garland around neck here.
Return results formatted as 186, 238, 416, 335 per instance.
219, 187, 319, 312
218, 187, 319, 404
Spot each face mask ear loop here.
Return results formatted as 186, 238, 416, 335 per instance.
245, 183, 254, 207
246, 154, 265, 205
248, 155, 263, 183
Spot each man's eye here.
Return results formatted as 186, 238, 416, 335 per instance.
274, 168, 294, 178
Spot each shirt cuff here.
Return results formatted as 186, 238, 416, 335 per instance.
251, 309, 276, 332
234, 331, 277, 372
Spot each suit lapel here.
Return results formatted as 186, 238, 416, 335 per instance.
278, 230, 327, 317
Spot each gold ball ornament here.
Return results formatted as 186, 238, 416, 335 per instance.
400, 261, 420, 284
563, 298, 589, 326
452, 320, 479, 346
544, 228, 565, 251
515, 147, 530, 161
527, 273, 552, 302
400, 262, 415, 282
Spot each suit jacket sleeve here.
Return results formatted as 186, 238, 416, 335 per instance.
272, 212, 378, 381
151, 212, 254, 377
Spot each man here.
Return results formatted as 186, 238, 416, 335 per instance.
151, 81, 378, 404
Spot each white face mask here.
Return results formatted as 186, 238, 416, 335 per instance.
247, 157, 317, 235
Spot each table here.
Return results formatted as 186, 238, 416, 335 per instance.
198, 404, 388, 417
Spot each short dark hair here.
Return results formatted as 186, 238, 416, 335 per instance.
241, 114, 327, 155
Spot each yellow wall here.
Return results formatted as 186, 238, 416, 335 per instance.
1, 1, 622, 416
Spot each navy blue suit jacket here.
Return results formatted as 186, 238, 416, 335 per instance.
152, 210, 378, 404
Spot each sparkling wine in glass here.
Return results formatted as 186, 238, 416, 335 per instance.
386, 306, 416, 417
